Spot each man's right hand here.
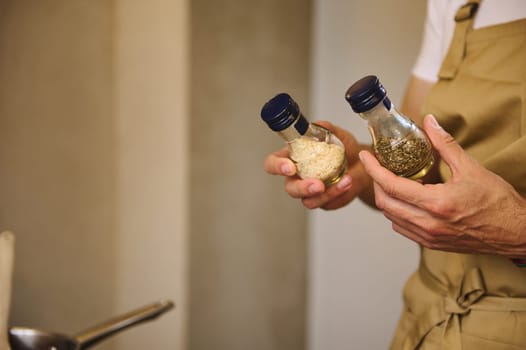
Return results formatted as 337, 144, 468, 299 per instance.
263, 120, 373, 210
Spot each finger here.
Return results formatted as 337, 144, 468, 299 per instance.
373, 179, 465, 244
299, 175, 353, 209
284, 177, 326, 199
373, 181, 434, 240
390, 221, 429, 247
389, 221, 460, 252
373, 180, 419, 213
359, 150, 430, 207
384, 211, 438, 246
263, 147, 296, 176
319, 193, 353, 210
384, 206, 459, 250
372, 188, 437, 247
390, 219, 485, 254
423, 114, 474, 177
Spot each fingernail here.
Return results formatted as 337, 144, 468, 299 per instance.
308, 183, 323, 194
337, 175, 351, 190
281, 162, 294, 176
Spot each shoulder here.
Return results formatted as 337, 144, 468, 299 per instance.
426, 0, 461, 21
411, 0, 459, 82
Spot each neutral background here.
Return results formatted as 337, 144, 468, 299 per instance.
309, 1, 425, 349
189, 0, 310, 349
0, 1, 187, 349
0, 0, 426, 349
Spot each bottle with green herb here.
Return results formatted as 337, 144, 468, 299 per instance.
345, 75, 434, 180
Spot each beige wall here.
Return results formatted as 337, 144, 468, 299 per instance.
0, 1, 187, 349
113, 0, 188, 348
0, 0, 117, 334
189, 0, 311, 349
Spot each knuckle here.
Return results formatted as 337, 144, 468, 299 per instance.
426, 198, 455, 218
284, 180, 302, 199
422, 221, 442, 237
381, 181, 398, 197
375, 195, 385, 210
416, 234, 440, 250
443, 133, 458, 147
423, 241, 439, 250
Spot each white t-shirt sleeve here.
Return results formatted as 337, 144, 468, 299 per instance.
412, 0, 448, 83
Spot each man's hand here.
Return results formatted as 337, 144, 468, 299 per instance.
359, 114, 526, 258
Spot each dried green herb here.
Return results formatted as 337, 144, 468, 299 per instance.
375, 136, 433, 177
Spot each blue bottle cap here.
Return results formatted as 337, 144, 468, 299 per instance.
345, 75, 390, 113
260, 93, 301, 132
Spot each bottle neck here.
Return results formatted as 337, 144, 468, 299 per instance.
358, 97, 394, 121
276, 113, 309, 142
359, 98, 416, 140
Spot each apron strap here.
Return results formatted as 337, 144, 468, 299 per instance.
438, 0, 482, 79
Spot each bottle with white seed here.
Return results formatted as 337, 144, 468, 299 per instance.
260, 93, 347, 185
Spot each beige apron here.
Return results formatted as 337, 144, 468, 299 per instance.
390, 1, 526, 349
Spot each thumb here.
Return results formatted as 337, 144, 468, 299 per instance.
423, 114, 469, 176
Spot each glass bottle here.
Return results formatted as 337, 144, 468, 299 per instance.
260, 93, 347, 185
345, 75, 434, 180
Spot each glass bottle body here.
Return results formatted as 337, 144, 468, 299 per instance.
345, 75, 434, 180
278, 122, 347, 185
359, 102, 434, 180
